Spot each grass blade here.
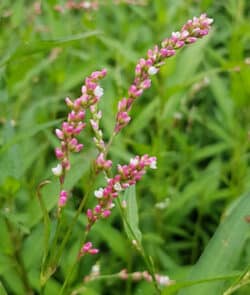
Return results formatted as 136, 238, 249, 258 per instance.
177, 192, 250, 295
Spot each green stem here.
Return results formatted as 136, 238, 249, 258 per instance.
36, 181, 52, 286
223, 271, 250, 295
104, 131, 116, 158
4, 217, 33, 295
59, 259, 78, 295
59, 232, 88, 295
116, 198, 161, 294
50, 171, 96, 269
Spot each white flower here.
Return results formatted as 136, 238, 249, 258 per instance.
181, 30, 189, 38
150, 160, 157, 169
91, 264, 100, 275
172, 31, 181, 38
121, 200, 127, 208
82, 1, 91, 9
94, 86, 104, 97
130, 158, 139, 166
148, 66, 158, 76
96, 110, 102, 119
94, 188, 104, 198
114, 182, 122, 192
108, 202, 115, 209
157, 275, 170, 286
52, 164, 62, 176
155, 198, 170, 210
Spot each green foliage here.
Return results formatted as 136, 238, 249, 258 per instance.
0, 0, 249, 294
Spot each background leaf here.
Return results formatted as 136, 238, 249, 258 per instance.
177, 192, 250, 295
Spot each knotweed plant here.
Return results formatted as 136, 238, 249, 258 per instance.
40, 14, 213, 294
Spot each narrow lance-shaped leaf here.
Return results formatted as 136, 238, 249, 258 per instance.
174, 192, 250, 295
122, 185, 142, 243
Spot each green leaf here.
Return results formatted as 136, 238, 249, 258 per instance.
176, 192, 250, 295
0, 119, 61, 155
128, 98, 159, 134
0, 281, 8, 295
163, 274, 239, 295
93, 221, 129, 261
0, 31, 101, 67
122, 185, 142, 243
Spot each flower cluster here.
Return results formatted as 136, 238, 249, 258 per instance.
84, 267, 172, 287
79, 242, 99, 257
118, 269, 172, 287
86, 155, 157, 231
114, 13, 213, 133
113, 0, 147, 5
52, 69, 106, 207
54, 1, 99, 13
54, 0, 146, 13
52, 14, 213, 266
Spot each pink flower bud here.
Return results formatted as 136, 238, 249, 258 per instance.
141, 79, 151, 89
94, 205, 102, 213
186, 37, 197, 43
90, 119, 98, 130
77, 110, 85, 120
75, 143, 83, 152
65, 97, 74, 108
68, 111, 77, 121
58, 190, 68, 207
160, 48, 176, 57
82, 242, 92, 252
89, 248, 99, 255
102, 210, 111, 218
101, 68, 107, 76
135, 64, 141, 75
55, 129, 64, 139
55, 148, 64, 159
87, 209, 93, 219
62, 159, 70, 170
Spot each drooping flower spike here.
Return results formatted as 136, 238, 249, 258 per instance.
86, 155, 157, 231
114, 13, 213, 133
52, 69, 107, 208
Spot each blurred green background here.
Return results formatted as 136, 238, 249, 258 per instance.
0, 0, 250, 294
